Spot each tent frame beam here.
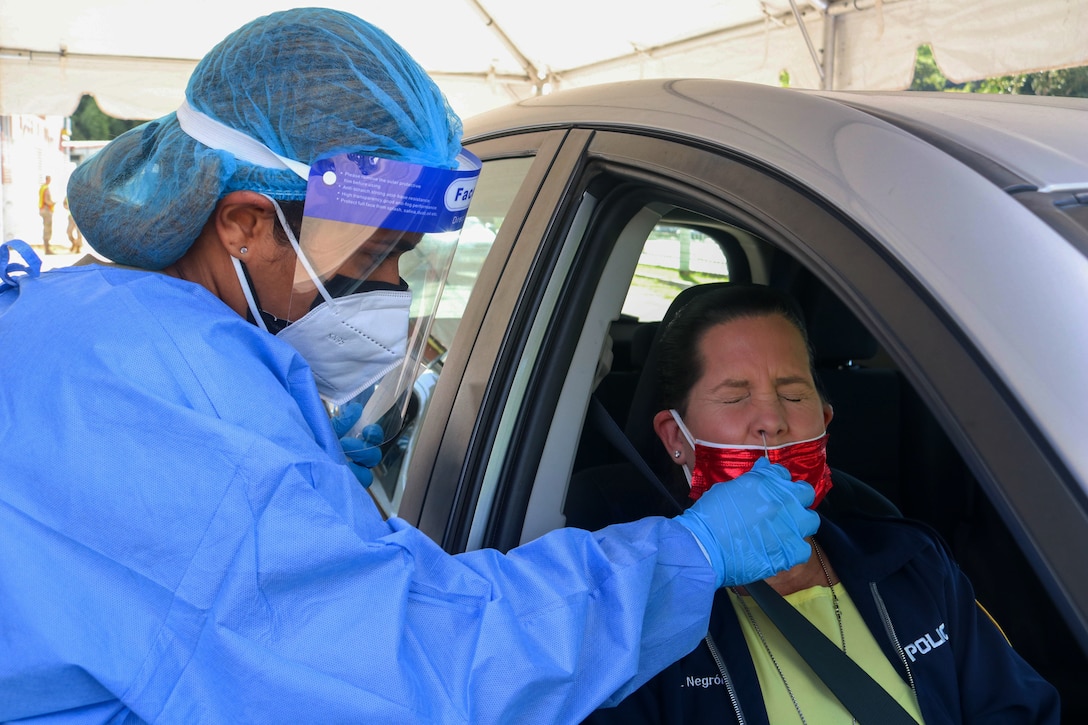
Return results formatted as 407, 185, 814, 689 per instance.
464, 0, 548, 92
788, 0, 826, 86
787, 0, 838, 90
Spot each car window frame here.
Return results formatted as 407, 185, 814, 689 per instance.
431, 126, 1088, 652
398, 128, 596, 545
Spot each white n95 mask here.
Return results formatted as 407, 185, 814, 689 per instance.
274, 288, 411, 406
229, 197, 413, 408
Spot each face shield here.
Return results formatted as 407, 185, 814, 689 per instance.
281, 149, 481, 442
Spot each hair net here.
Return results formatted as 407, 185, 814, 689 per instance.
67, 8, 464, 270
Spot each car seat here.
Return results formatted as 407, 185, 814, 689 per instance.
799, 283, 904, 507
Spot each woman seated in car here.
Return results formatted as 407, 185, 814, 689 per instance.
584, 283, 1058, 724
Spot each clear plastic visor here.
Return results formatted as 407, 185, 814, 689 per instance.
290, 149, 481, 441
288, 150, 479, 307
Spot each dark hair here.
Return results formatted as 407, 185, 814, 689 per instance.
270, 199, 305, 247
656, 284, 822, 413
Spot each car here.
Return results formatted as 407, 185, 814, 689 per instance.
381, 78, 1088, 719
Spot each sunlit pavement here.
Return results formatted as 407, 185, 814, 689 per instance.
16, 245, 91, 271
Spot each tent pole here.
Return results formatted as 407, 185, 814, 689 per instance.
463, 0, 547, 93
822, 10, 836, 90
787, 0, 825, 88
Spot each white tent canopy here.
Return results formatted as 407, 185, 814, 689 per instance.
3, 0, 1088, 121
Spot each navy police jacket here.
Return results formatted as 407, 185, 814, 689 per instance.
585, 505, 1060, 724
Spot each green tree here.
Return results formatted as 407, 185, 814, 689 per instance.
910, 44, 1088, 98
908, 45, 951, 92
70, 95, 147, 141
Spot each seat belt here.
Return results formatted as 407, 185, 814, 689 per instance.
586, 394, 917, 724
586, 395, 679, 510
746, 580, 918, 724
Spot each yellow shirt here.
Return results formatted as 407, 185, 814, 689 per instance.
39, 183, 54, 211
728, 584, 925, 724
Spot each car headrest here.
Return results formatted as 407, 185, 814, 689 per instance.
623, 282, 735, 464
803, 287, 878, 366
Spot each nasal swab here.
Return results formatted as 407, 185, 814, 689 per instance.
761, 431, 769, 458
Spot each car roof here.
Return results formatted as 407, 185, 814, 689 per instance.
463, 77, 1088, 498
806, 89, 1088, 192
464, 79, 1088, 192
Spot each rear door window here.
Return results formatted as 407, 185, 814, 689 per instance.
620, 224, 730, 322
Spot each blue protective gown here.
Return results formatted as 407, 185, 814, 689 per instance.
0, 254, 716, 724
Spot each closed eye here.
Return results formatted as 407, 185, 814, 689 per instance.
709, 379, 751, 404
777, 381, 816, 403
701, 390, 748, 405
774, 372, 818, 400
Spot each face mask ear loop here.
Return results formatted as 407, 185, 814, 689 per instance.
263, 195, 336, 309
681, 463, 694, 488
669, 409, 697, 448
669, 409, 696, 489
231, 256, 268, 332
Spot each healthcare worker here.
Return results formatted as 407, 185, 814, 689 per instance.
0, 9, 819, 723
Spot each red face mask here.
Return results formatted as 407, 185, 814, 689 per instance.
669, 410, 833, 508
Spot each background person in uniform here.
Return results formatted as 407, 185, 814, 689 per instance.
63, 196, 82, 253
0, 10, 820, 723
37, 175, 55, 254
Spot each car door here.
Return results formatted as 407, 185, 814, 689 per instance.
385, 115, 1087, 716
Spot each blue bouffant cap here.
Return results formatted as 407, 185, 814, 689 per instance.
67, 8, 463, 270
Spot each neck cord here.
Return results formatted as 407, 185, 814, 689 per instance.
812, 537, 846, 658
732, 538, 853, 725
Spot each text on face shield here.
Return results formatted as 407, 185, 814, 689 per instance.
445, 178, 476, 211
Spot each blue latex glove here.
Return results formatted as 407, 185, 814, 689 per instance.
330, 401, 383, 488
677, 457, 820, 588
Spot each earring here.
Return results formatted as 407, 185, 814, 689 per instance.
674, 450, 682, 458
239, 246, 248, 255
